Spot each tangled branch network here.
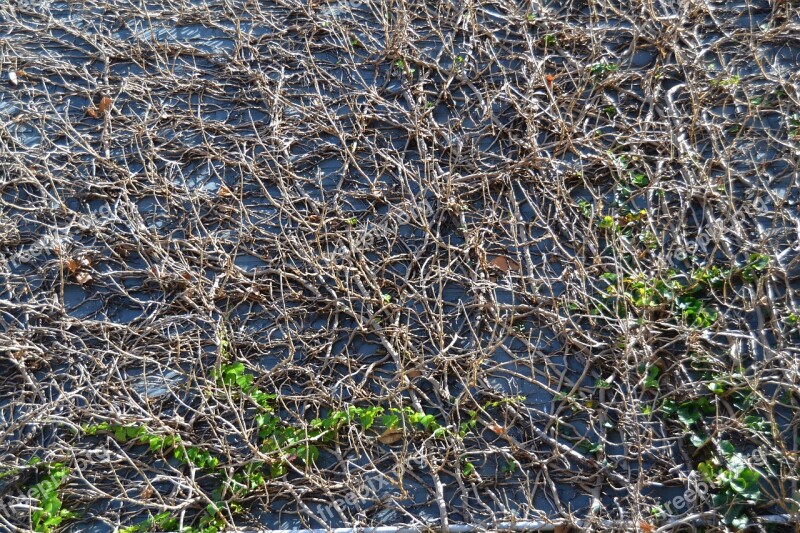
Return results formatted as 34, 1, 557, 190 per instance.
0, 0, 799, 531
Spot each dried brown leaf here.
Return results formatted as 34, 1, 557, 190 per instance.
65, 258, 80, 274
489, 255, 520, 272
97, 96, 112, 114
486, 422, 506, 435
378, 428, 404, 445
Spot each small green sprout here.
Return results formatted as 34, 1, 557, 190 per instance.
712, 73, 741, 87
589, 62, 618, 76
598, 215, 616, 230
631, 173, 649, 187
577, 199, 592, 218
789, 113, 800, 137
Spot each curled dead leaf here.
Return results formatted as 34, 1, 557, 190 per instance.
86, 107, 99, 118
489, 255, 520, 273
378, 428, 404, 445
486, 422, 506, 435
97, 96, 112, 114
405, 369, 422, 379
75, 271, 92, 285
65, 258, 80, 274
217, 183, 233, 197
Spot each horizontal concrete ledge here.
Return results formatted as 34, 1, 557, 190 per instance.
213, 525, 555, 533
198, 514, 796, 533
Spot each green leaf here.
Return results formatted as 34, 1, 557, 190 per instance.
744, 415, 769, 433
381, 413, 400, 429
719, 440, 736, 458
644, 365, 660, 389
677, 404, 702, 426
148, 435, 164, 451
698, 461, 716, 482
577, 200, 592, 218
660, 400, 677, 416
598, 215, 615, 229
689, 431, 708, 448
43, 496, 61, 516
595, 378, 611, 389
298, 445, 319, 464
748, 253, 769, 271
600, 272, 618, 283
114, 426, 128, 442
431, 426, 449, 438
731, 468, 760, 500
578, 440, 603, 454
270, 462, 287, 478
730, 513, 749, 530
220, 362, 245, 386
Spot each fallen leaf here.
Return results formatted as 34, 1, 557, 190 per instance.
217, 183, 233, 197
65, 258, 80, 273
15, 70, 26, 79
378, 428, 404, 445
638, 521, 655, 533
75, 271, 92, 285
97, 96, 112, 114
546, 73, 555, 87
490, 255, 520, 272
405, 369, 422, 379
86, 107, 99, 118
